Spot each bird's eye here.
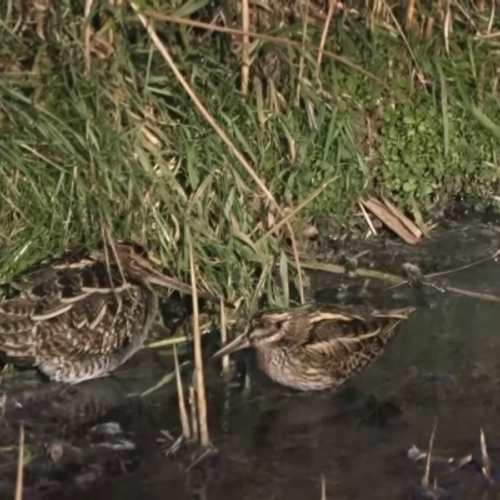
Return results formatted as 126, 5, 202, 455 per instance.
274, 321, 284, 331
131, 242, 149, 258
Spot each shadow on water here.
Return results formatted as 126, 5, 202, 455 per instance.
3, 220, 500, 499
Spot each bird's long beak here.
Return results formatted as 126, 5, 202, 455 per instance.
212, 333, 250, 359
147, 268, 233, 307
147, 268, 202, 296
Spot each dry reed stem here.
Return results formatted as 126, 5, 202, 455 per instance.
382, 0, 419, 69
380, 195, 422, 239
405, 0, 416, 28
256, 178, 337, 246
146, 335, 189, 349
300, 258, 500, 304
475, 30, 500, 39
443, 0, 452, 54
129, 4, 277, 205
241, 0, 250, 95
410, 198, 428, 237
101, 224, 129, 293
320, 474, 327, 500
295, 0, 310, 106
189, 385, 199, 442
359, 201, 378, 236
359, 198, 419, 245
130, 2, 306, 304
174, 344, 192, 440
431, 285, 500, 303
84, 0, 94, 77
486, 1, 495, 34
145, 13, 389, 90
480, 428, 492, 481
452, 1, 474, 31
219, 299, 230, 373
299, 259, 405, 284
422, 418, 438, 487
289, 237, 305, 302
14, 424, 24, 500
250, 257, 274, 311
426, 247, 500, 278
185, 447, 216, 473
188, 236, 210, 448
369, 0, 381, 29
317, 0, 336, 71
424, 17, 435, 39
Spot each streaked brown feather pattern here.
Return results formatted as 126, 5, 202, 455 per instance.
214, 304, 416, 391
0, 243, 203, 384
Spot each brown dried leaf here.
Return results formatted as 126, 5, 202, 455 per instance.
380, 195, 422, 239
360, 197, 419, 245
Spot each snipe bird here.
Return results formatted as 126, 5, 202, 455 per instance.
0, 242, 217, 384
213, 304, 415, 391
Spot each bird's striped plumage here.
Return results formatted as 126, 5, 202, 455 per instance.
214, 304, 416, 391
0, 242, 211, 384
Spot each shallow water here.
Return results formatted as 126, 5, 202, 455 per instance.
3, 220, 500, 499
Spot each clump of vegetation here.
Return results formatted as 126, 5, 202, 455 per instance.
377, 96, 500, 208
0, 1, 499, 308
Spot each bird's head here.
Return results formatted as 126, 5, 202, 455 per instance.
212, 309, 295, 359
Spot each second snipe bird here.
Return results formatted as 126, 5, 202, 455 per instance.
213, 304, 416, 391
0, 242, 218, 384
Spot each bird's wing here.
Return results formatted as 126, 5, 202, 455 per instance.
0, 260, 140, 359
300, 306, 404, 359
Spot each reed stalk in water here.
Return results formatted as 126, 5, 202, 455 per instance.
189, 237, 210, 447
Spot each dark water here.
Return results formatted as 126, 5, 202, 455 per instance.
3, 221, 500, 499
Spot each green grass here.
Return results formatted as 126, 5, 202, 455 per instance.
1, 1, 500, 309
